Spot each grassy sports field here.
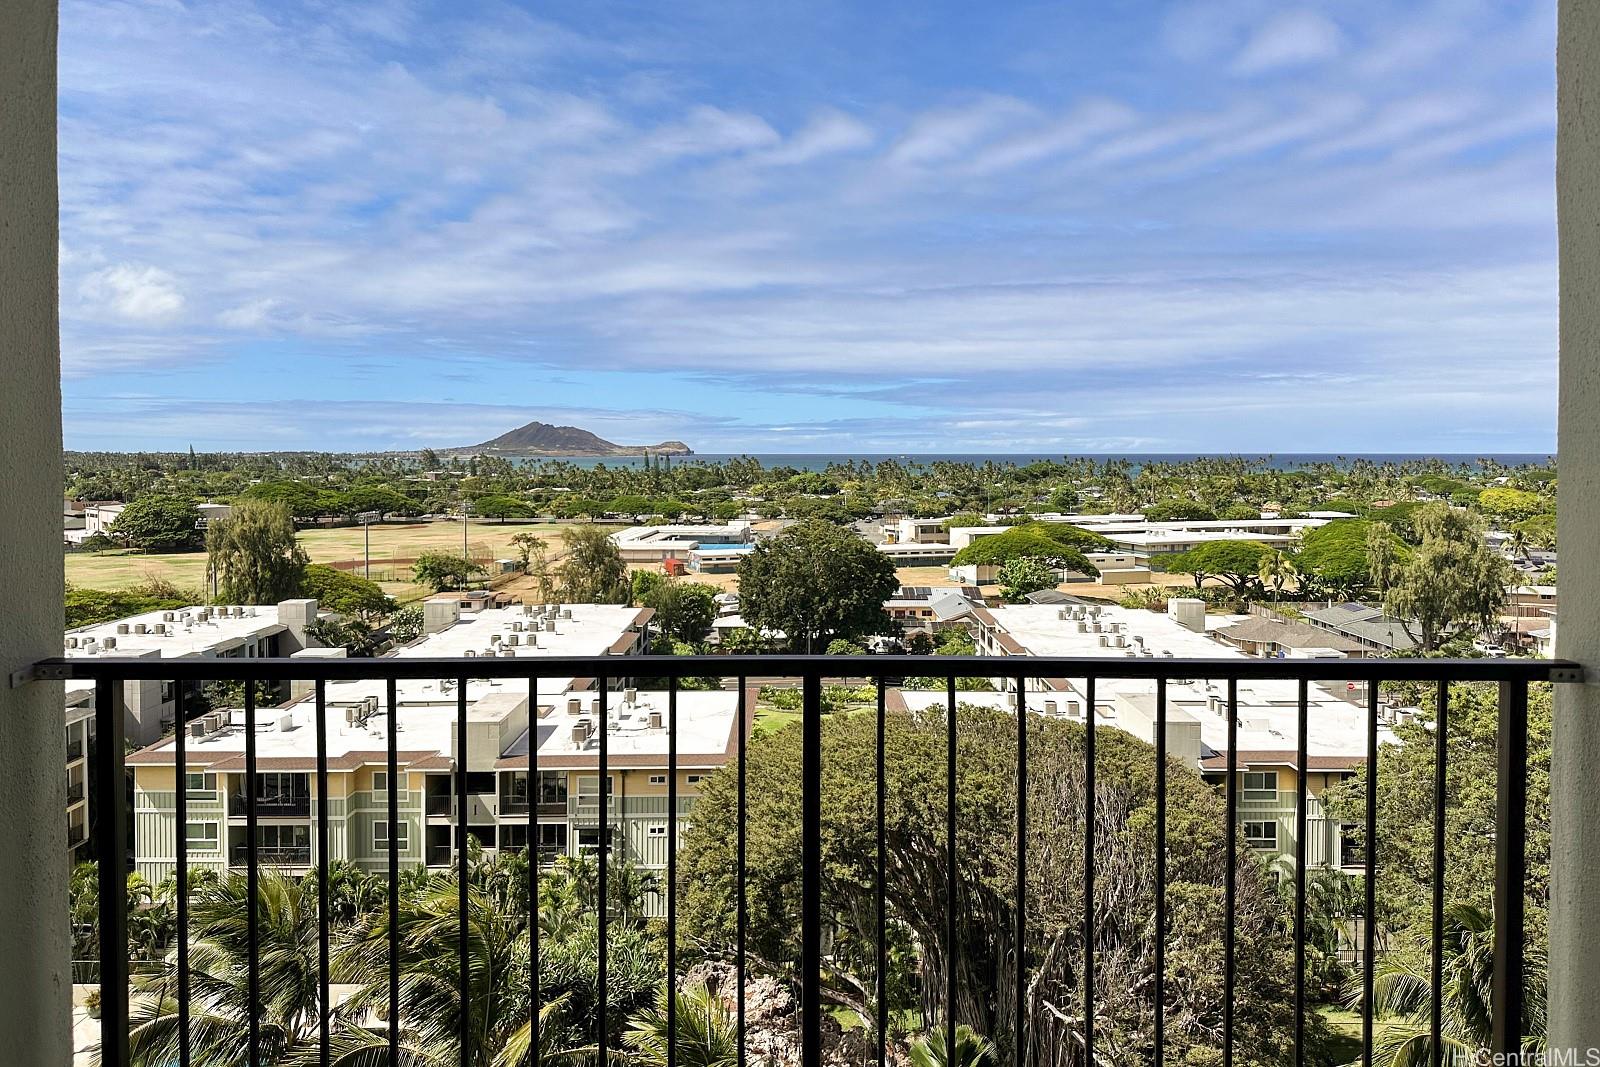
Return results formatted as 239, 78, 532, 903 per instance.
64, 521, 606, 603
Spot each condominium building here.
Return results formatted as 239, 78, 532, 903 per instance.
123, 599, 725, 888
126, 683, 750, 889
610, 522, 755, 572
954, 600, 1398, 872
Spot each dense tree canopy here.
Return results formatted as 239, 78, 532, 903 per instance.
1161, 539, 1273, 597
1294, 519, 1391, 598
411, 551, 486, 592
677, 705, 1300, 1063
297, 564, 394, 620
555, 525, 629, 603
735, 518, 898, 652
112, 496, 201, 552
205, 499, 308, 604
1369, 503, 1513, 652
948, 522, 1108, 574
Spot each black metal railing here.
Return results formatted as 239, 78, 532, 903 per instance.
40, 651, 1572, 1067
227, 792, 312, 817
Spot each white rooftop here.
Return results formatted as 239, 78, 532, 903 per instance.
504, 688, 741, 766
63, 604, 291, 697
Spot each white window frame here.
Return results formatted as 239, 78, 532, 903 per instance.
373, 819, 408, 852
1243, 820, 1279, 850
648, 775, 667, 785
1241, 771, 1277, 802
647, 824, 668, 838
686, 774, 706, 785
185, 771, 217, 799
185, 821, 219, 851
373, 770, 389, 796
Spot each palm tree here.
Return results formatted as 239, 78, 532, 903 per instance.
908, 1024, 996, 1067
625, 983, 740, 1066
123, 870, 325, 1065
1259, 549, 1299, 601
1343, 903, 1546, 1066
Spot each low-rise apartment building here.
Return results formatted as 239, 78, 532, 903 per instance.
957, 600, 1396, 873
127, 683, 750, 893
123, 599, 710, 890
611, 522, 754, 571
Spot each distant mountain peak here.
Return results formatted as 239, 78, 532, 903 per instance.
450, 420, 692, 457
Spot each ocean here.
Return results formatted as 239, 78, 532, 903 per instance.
510, 452, 1555, 473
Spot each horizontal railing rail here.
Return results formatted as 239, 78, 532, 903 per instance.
48, 652, 1575, 1067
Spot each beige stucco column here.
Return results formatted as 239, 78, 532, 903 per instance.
1554, 0, 1600, 1052
0, 0, 71, 1063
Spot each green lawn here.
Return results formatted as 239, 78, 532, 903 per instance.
64, 520, 619, 604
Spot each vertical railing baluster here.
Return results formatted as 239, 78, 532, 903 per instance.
1154, 677, 1167, 1067
737, 676, 748, 1067
946, 675, 958, 1061
1083, 676, 1096, 1065
598, 678, 609, 1066
668, 676, 678, 1067
1431, 679, 1449, 1067
387, 676, 400, 1066
457, 675, 470, 1067
174, 682, 190, 1067
1223, 677, 1237, 1067
94, 677, 129, 1067
529, 676, 540, 1067
316, 678, 331, 1067
876, 676, 888, 1066
1294, 678, 1309, 1066
1362, 679, 1379, 1067
1492, 678, 1528, 1056
245, 680, 261, 1066
1016, 677, 1028, 1067
801, 672, 823, 1067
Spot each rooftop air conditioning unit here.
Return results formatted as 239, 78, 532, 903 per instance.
1077, 621, 1088, 633
1044, 700, 1058, 716
490, 634, 502, 645
522, 604, 533, 616
163, 612, 176, 622
278, 714, 294, 732
527, 634, 538, 647
500, 648, 515, 657
464, 649, 477, 658
561, 609, 573, 620
189, 722, 206, 739
571, 720, 590, 744
512, 621, 523, 632
66, 637, 78, 649
1066, 700, 1081, 718
345, 706, 359, 725
624, 687, 638, 704
133, 623, 147, 634
1058, 608, 1070, 621
568, 698, 582, 715
102, 636, 117, 650
648, 710, 663, 729
116, 623, 130, 635
507, 635, 520, 646
1097, 635, 1109, 648
205, 712, 224, 732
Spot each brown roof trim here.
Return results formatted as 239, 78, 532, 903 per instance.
131, 747, 455, 773
1199, 750, 1365, 772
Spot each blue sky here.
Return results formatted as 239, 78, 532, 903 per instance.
58, 0, 1556, 454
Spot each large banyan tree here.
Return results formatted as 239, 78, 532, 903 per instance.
677, 702, 1304, 1066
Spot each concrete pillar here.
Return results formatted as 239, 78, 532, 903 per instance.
424, 597, 461, 635
1554, 0, 1600, 1051
0, 1, 71, 1063
276, 597, 319, 653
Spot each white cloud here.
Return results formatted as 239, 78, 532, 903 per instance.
758, 110, 875, 166
1232, 11, 1344, 74
884, 96, 1034, 168
79, 264, 185, 322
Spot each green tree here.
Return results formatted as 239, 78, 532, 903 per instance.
126, 871, 323, 1065
1295, 520, 1384, 598
641, 580, 718, 644
1162, 540, 1273, 598
412, 551, 486, 592
473, 493, 533, 522
206, 499, 309, 604
1511, 513, 1557, 551
1257, 548, 1298, 601
556, 525, 629, 603
677, 705, 1297, 1064
1367, 504, 1514, 652
736, 519, 898, 652
112, 496, 201, 551
1477, 487, 1545, 523
336, 485, 417, 520
1143, 499, 1217, 521
298, 564, 394, 620
948, 522, 1107, 573
996, 557, 1056, 602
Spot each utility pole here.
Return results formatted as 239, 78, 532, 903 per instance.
356, 510, 381, 580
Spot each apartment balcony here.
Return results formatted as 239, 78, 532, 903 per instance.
66, 738, 83, 762
226, 792, 311, 818
45, 650, 1566, 1067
